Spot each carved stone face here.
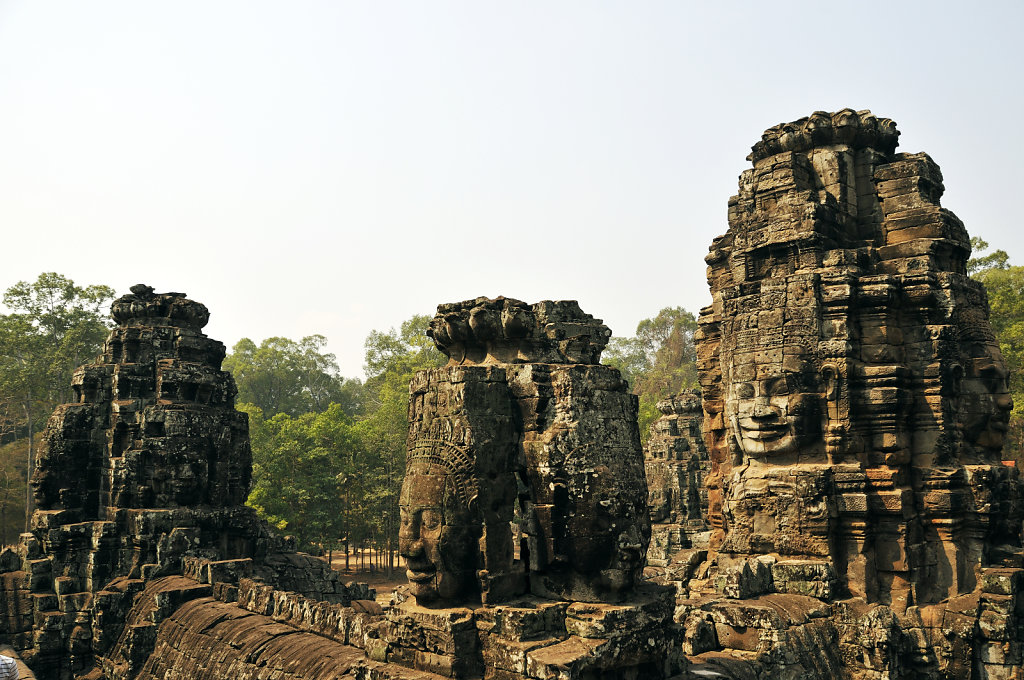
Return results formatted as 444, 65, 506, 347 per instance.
960, 341, 1014, 456
648, 487, 671, 523
565, 465, 649, 597
727, 352, 822, 459
398, 459, 479, 606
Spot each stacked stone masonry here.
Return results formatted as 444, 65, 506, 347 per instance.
0, 287, 686, 680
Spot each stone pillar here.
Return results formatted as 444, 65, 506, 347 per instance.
399, 296, 651, 608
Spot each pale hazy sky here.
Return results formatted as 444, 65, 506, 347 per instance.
1, 1, 1021, 378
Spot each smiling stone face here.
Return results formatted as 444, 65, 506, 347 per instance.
397, 456, 480, 606
726, 352, 822, 461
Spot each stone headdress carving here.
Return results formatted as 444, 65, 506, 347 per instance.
404, 439, 479, 514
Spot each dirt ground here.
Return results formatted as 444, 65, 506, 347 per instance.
326, 550, 407, 604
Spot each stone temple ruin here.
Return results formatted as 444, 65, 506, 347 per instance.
682, 108, 1024, 678
388, 296, 679, 678
0, 286, 379, 679
644, 391, 711, 566
0, 289, 684, 680
1, 109, 1023, 679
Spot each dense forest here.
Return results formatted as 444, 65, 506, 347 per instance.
2, 239, 1022, 561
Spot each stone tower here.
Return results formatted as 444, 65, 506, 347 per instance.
385, 296, 682, 678
697, 109, 1020, 606
33, 284, 251, 522
1, 286, 365, 680
680, 109, 1024, 679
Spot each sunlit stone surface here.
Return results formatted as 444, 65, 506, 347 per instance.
3, 109, 1023, 679
680, 109, 1024, 678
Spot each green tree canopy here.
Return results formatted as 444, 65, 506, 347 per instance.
969, 237, 1010, 275
239, 314, 444, 570
604, 306, 699, 440
363, 315, 441, 382
0, 272, 115, 528
0, 272, 115, 411
243, 402, 364, 549
361, 315, 445, 451
224, 335, 363, 418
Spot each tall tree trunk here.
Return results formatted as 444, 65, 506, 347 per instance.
23, 400, 33, 532
387, 508, 394, 577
